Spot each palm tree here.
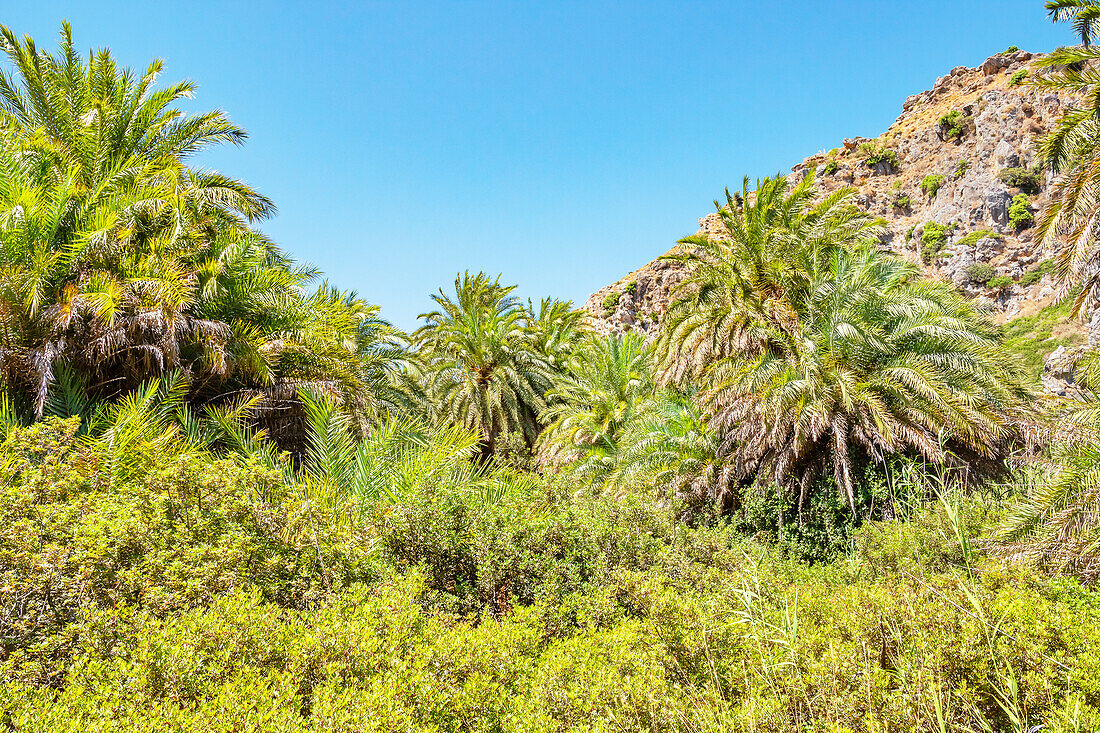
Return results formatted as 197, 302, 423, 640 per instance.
0, 25, 412, 433
703, 244, 1028, 515
609, 389, 733, 512
524, 296, 588, 372
999, 409, 1100, 581
538, 332, 652, 482
654, 173, 882, 385
414, 272, 553, 455
1033, 3, 1100, 316
0, 22, 273, 221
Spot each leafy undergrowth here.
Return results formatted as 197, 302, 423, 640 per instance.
1001, 295, 1087, 381
1, 420, 1098, 732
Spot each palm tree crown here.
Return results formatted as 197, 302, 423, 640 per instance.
414, 272, 557, 455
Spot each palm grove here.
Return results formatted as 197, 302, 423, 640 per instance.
3, 5, 1100, 732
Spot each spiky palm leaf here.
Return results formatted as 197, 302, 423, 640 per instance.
295, 386, 530, 511
1034, 5, 1100, 316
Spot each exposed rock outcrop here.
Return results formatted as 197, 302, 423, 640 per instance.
585, 50, 1083, 357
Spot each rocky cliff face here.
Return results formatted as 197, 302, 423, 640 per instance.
584, 50, 1080, 349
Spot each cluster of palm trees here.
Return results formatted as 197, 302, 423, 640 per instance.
0, 23, 403, 426
6, 8, 1100, 567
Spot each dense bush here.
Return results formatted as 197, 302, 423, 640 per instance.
921, 173, 946, 197
988, 274, 1014, 290
1010, 193, 1035, 230
860, 142, 900, 172
999, 165, 1044, 193
921, 221, 954, 263
1011, 68, 1029, 85
955, 158, 971, 177
3, 456, 1099, 731
967, 262, 996, 284
822, 156, 839, 175
0, 419, 379, 684
602, 290, 622, 315
938, 109, 970, 140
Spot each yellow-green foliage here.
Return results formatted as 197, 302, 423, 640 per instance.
1, 419, 1099, 731
921, 221, 955, 263
1010, 193, 1035, 230
921, 173, 946, 197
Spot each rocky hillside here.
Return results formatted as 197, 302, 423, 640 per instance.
584, 50, 1087, 377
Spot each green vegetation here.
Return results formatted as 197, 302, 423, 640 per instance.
1004, 45, 1021, 54
860, 141, 900, 171
955, 229, 1003, 248
1021, 258, 1057, 286
822, 156, 839, 175
3, 415, 1098, 730
415, 273, 581, 454
602, 289, 622, 315
1010, 192, 1036, 230
988, 274, 1014, 290
1001, 294, 1086, 379
938, 109, 970, 140
967, 262, 996, 284
5, 14, 1100, 732
0, 24, 402, 427
1034, 5, 1100, 317
1010, 68, 1029, 85
891, 190, 911, 208
955, 158, 971, 177
921, 173, 946, 197
999, 164, 1044, 193
920, 221, 955, 263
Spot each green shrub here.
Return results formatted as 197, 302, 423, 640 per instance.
966, 262, 995, 284
920, 174, 946, 197
495, 431, 537, 472
1009, 193, 1034, 230
954, 229, 1002, 249
380, 476, 675, 620
954, 158, 970, 178
891, 191, 911, 209
1004, 45, 1020, 54
0, 419, 372, 681
987, 274, 1014, 290
861, 143, 900, 172
602, 290, 621, 315
623, 280, 636, 295
823, 157, 839, 175
920, 221, 954, 263
1010, 68, 1029, 86
998, 165, 1043, 193
937, 110, 970, 141
1020, 258, 1055, 286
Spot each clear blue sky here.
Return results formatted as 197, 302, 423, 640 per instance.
1, 1, 1072, 328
